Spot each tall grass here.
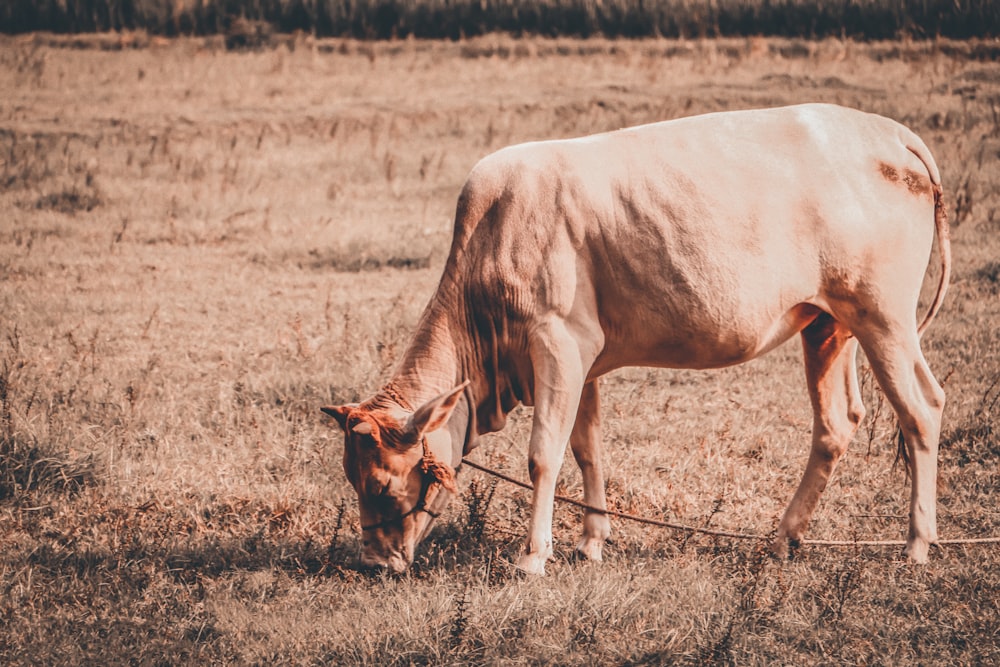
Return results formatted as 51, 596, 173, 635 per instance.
2, 0, 999, 40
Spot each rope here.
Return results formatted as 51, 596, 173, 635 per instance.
461, 457, 1000, 548
804, 537, 1000, 546
461, 458, 764, 540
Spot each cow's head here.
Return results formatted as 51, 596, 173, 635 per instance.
321, 383, 467, 573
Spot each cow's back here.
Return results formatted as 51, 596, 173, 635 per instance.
454, 104, 939, 373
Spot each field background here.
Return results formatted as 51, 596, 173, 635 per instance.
2, 31, 1000, 664
3, 0, 1000, 40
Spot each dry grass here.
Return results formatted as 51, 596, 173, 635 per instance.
1, 34, 999, 664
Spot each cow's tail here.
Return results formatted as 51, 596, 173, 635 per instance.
905, 133, 951, 338
917, 184, 951, 338
892, 134, 950, 475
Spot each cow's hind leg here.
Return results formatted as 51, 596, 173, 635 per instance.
774, 312, 865, 557
854, 324, 945, 563
570, 380, 611, 561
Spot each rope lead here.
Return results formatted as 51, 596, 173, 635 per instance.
461, 457, 1000, 548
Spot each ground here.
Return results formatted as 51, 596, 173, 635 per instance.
1, 34, 999, 665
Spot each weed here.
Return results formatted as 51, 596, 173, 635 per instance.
942, 372, 1000, 463
326, 497, 348, 564
816, 555, 867, 630
303, 246, 432, 273
975, 260, 1000, 294
0, 342, 97, 501
859, 363, 899, 460
0, 432, 96, 500
694, 543, 772, 666
449, 585, 471, 649
463, 476, 498, 543
32, 185, 102, 214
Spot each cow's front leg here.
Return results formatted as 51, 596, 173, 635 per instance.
517, 319, 588, 576
570, 379, 610, 561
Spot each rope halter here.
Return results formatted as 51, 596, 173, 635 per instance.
360, 437, 455, 532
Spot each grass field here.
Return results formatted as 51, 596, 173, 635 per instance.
2, 34, 999, 664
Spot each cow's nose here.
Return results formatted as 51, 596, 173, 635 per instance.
385, 554, 409, 574
359, 554, 391, 575
360, 550, 410, 575
360, 561, 389, 575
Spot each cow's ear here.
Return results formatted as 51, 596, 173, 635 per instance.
320, 404, 356, 432
405, 381, 469, 440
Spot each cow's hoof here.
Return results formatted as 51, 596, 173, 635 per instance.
575, 537, 605, 562
770, 537, 788, 559
903, 538, 932, 564
515, 551, 549, 576
770, 534, 800, 560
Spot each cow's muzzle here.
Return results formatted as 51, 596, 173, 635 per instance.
360, 550, 411, 575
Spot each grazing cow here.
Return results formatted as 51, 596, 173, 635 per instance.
322, 103, 950, 575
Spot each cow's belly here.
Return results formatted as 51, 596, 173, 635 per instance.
588, 300, 822, 378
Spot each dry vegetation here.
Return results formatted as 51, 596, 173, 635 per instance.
2, 33, 999, 664
3, 0, 1000, 40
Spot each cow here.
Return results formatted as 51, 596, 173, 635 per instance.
322, 103, 950, 575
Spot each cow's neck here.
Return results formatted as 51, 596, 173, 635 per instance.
383, 280, 518, 452
388, 301, 463, 409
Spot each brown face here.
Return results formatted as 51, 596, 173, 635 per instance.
340, 412, 446, 572
322, 384, 467, 573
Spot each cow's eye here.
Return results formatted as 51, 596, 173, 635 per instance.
366, 477, 391, 499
